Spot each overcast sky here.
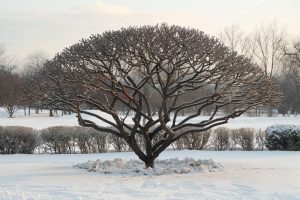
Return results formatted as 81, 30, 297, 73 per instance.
1, 0, 300, 62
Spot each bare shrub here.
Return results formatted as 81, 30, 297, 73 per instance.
212, 127, 230, 151
73, 127, 109, 153
89, 128, 109, 153
172, 138, 185, 150
229, 130, 238, 150
231, 128, 255, 151
40, 126, 109, 154
171, 128, 210, 150
109, 135, 129, 152
240, 128, 255, 151
0, 126, 38, 154
73, 127, 92, 154
40, 126, 75, 154
182, 130, 211, 150
255, 129, 265, 151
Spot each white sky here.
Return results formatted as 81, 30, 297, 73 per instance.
0, 0, 299, 62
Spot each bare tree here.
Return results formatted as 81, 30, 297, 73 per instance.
253, 22, 286, 78
22, 51, 48, 115
220, 25, 265, 116
221, 23, 286, 116
220, 24, 254, 58
253, 22, 286, 116
0, 46, 25, 117
279, 41, 300, 115
0, 68, 24, 117
32, 24, 280, 168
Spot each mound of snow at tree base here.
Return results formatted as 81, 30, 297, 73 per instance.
75, 157, 222, 176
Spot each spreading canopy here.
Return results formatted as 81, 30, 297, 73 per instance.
32, 24, 280, 167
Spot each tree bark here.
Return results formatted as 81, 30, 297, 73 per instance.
144, 157, 155, 168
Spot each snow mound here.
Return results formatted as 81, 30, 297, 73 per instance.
74, 157, 222, 176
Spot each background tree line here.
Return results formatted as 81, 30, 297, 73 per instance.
219, 22, 300, 116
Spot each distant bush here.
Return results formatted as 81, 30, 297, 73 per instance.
173, 138, 185, 150
231, 128, 255, 151
211, 127, 230, 151
0, 126, 38, 154
266, 125, 300, 151
73, 127, 92, 154
109, 134, 129, 152
40, 126, 109, 154
173, 128, 263, 151
73, 127, 108, 153
40, 126, 75, 154
255, 129, 265, 151
174, 129, 211, 150
89, 128, 109, 153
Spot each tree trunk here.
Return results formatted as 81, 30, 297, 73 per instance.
144, 157, 155, 168
35, 107, 39, 114
267, 107, 273, 117
49, 109, 53, 117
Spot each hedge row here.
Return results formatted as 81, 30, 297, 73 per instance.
173, 127, 266, 151
0, 125, 299, 154
0, 126, 117, 154
40, 126, 109, 154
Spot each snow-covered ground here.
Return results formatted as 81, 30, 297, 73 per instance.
0, 150, 299, 200
1, 108, 300, 199
1, 108, 300, 130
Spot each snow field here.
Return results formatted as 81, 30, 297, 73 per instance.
1, 108, 300, 130
0, 150, 299, 200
